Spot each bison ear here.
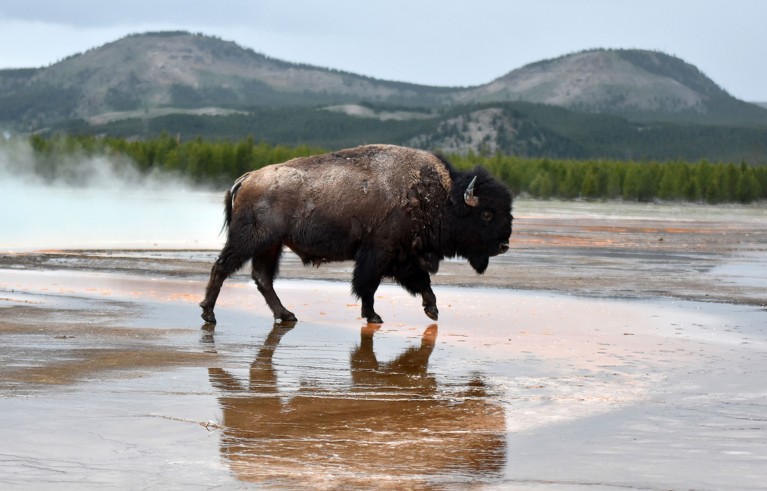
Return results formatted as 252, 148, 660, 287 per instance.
464, 176, 479, 207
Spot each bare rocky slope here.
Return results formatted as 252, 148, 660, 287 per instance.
460, 51, 705, 114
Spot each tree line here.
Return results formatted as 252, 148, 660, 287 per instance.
22, 134, 767, 203
451, 151, 766, 204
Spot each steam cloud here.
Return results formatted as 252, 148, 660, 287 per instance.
0, 137, 224, 251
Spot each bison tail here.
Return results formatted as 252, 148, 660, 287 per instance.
220, 173, 248, 236
220, 188, 234, 236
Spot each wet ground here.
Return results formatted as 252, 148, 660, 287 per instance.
1, 199, 766, 489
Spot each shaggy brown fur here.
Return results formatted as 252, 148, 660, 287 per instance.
201, 144, 512, 324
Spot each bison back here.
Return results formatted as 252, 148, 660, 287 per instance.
231, 145, 452, 262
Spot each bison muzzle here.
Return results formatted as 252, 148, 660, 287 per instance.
200, 144, 513, 324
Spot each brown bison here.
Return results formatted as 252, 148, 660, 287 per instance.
200, 144, 513, 324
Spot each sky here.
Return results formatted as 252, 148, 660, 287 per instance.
0, 0, 765, 101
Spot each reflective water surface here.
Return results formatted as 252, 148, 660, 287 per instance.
2, 269, 766, 489
207, 323, 506, 488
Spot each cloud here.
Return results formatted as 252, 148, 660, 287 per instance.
0, 0, 260, 28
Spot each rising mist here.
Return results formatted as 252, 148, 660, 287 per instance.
0, 137, 224, 251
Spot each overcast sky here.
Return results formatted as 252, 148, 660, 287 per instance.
0, 0, 765, 101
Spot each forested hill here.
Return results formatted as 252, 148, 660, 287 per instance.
1, 31, 767, 163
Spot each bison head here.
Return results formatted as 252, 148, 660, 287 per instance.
447, 167, 513, 274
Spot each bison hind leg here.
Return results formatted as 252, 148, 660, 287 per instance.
251, 244, 297, 323
201, 244, 253, 324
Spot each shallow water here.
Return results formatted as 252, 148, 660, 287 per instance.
2, 184, 767, 488
1, 269, 766, 489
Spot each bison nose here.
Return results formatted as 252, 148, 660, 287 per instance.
498, 242, 509, 254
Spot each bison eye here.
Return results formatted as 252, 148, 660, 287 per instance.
481, 210, 494, 222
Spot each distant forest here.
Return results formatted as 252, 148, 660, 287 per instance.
23, 134, 767, 204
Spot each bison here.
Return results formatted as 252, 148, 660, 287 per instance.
200, 144, 513, 324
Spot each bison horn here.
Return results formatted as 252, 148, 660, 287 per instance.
464, 176, 479, 207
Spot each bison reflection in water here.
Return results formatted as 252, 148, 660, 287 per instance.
200, 144, 513, 324
207, 323, 507, 487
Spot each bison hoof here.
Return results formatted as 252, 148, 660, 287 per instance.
424, 306, 439, 321
201, 308, 217, 324
278, 311, 298, 323
364, 311, 383, 324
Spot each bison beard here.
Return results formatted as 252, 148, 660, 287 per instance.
200, 144, 513, 325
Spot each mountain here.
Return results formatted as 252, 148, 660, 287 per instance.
456, 49, 767, 125
2, 31, 767, 163
0, 31, 456, 130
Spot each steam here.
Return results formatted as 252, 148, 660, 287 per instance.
0, 137, 225, 251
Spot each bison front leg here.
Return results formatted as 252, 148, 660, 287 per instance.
395, 268, 439, 321
357, 282, 384, 324
421, 289, 439, 321
352, 249, 385, 324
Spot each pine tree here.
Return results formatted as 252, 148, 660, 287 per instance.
580, 167, 601, 199
736, 169, 761, 203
